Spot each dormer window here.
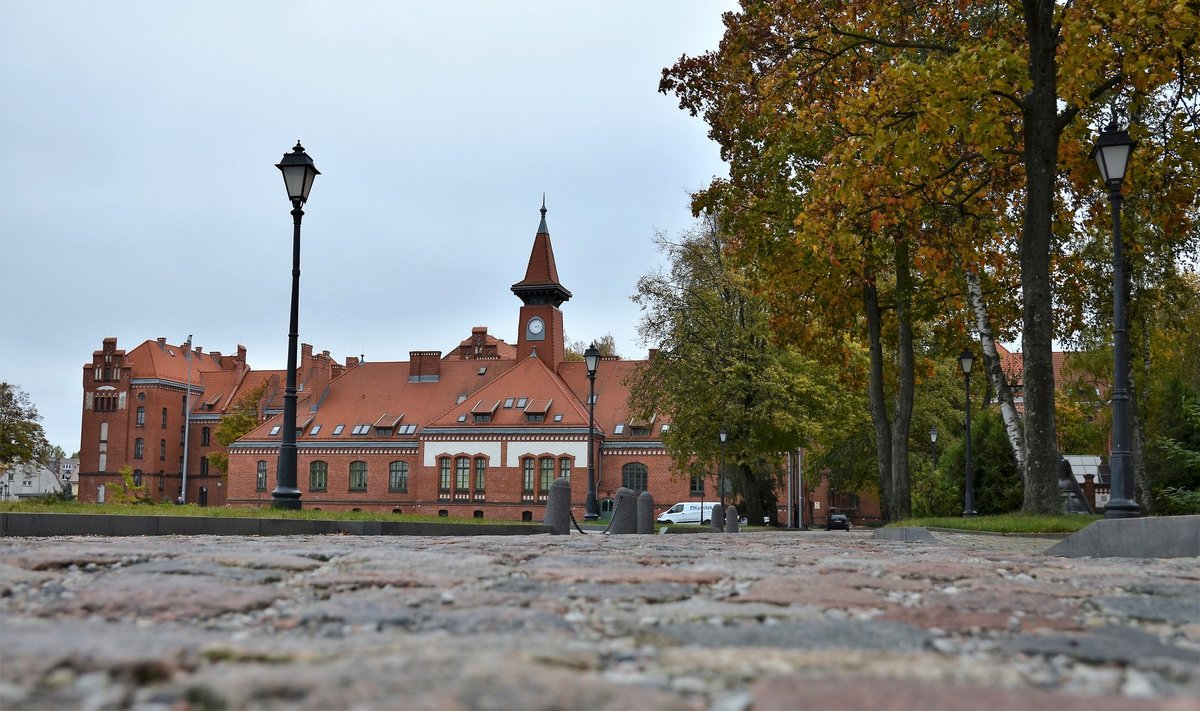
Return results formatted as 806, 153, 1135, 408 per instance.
524, 399, 551, 424
351, 424, 370, 435
374, 413, 403, 437
332, 424, 345, 436
472, 400, 500, 423
269, 425, 281, 436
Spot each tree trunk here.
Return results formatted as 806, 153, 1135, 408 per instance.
891, 241, 915, 521
1135, 311, 1152, 512
1019, 0, 1062, 513
864, 277, 895, 521
966, 271, 1027, 479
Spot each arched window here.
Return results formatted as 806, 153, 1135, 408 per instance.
310, 461, 328, 491
539, 457, 555, 493
455, 456, 470, 491
199, 457, 209, 476
349, 461, 368, 491
159, 439, 166, 460
136, 406, 145, 427
134, 438, 144, 459
522, 458, 534, 495
389, 461, 408, 492
201, 427, 210, 446
474, 457, 486, 493
622, 462, 648, 493
559, 457, 572, 482
438, 457, 451, 494
161, 408, 168, 428
256, 461, 268, 491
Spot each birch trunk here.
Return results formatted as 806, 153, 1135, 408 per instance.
966, 271, 1026, 479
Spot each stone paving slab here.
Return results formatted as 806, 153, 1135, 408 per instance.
0, 529, 1197, 710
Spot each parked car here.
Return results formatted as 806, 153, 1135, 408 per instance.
657, 501, 718, 525
826, 513, 851, 531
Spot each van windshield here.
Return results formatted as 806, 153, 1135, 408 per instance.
667, 504, 683, 513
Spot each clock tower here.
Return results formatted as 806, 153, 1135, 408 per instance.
512, 201, 571, 371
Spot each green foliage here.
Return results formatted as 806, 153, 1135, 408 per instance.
894, 513, 1101, 534
940, 409, 1023, 515
630, 220, 849, 521
564, 334, 619, 361
208, 382, 269, 474
1153, 486, 1200, 515
107, 465, 153, 505
0, 382, 51, 466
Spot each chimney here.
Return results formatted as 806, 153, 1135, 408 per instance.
648, 348, 660, 361
210, 351, 222, 365
301, 343, 313, 364
346, 356, 360, 368
409, 351, 442, 382
194, 346, 202, 355
1083, 474, 1096, 511
157, 337, 167, 349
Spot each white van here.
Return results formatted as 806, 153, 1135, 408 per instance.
657, 501, 717, 525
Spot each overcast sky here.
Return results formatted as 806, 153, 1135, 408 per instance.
1, 1, 735, 453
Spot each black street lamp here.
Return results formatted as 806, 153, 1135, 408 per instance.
1090, 123, 1140, 518
959, 349, 977, 516
929, 425, 938, 463
271, 141, 320, 510
583, 342, 601, 520
718, 426, 728, 508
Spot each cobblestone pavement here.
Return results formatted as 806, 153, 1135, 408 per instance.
1, 529, 1197, 710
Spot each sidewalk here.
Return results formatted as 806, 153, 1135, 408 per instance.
1, 529, 1196, 710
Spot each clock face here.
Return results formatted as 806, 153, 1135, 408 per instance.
528, 317, 545, 335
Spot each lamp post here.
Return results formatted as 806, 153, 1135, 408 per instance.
583, 342, 601, 520
718, 426, 728, 508
959, 349, 977, 516
1090, 123, 1140, 518
929, 425, 939, 463
181, 334, 192, 504
271, 141, 319, 510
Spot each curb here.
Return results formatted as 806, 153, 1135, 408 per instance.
0, 512, 553, 538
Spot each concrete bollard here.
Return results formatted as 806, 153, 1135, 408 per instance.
710, 503, 725, 532
542, 477, 572, 535
609, 487, 639, 534
637, 491, 655, 534
724, 505, 740, 533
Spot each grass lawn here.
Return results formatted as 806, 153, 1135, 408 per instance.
0, 500, 533, 526
893, 513, 1101, 534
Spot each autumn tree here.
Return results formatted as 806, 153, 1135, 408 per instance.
208, 382, 269, 475
661, 0, 1199, 515
630, 219, 846, 523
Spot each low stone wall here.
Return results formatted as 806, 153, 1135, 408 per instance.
0, 512, 552, 537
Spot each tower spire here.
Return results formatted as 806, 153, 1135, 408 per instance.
512, 200, 571, 307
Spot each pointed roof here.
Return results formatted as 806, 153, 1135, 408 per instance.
512, 201, 572, 307
427, 354, 593, 430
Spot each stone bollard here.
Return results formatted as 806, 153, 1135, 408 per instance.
724, 505, 740, 533
609, 487, 639, 534
710, 503, 725, 532
542, 477, 572, 535
637, 491, 655, 534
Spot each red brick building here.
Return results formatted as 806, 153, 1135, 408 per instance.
224, 207, 700, 520
77, 336, 351, 506
80, 206, 882, 525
